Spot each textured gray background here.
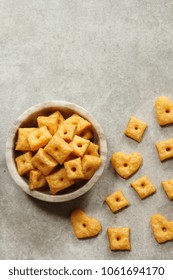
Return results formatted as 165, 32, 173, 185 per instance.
1, 0, 173, 260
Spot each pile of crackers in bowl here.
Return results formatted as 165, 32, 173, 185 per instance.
6, 101, 107, 202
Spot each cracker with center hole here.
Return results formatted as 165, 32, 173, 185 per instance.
111, 152, 142, 179
105, 190, 130, 213
82, 155, 102, 180
64, 158, 84, 180
28, 126, 52, 151
150, 214, 173, 244
29, 169, 47, 190
64, 114, 91, 135
56, 123, 77, 142
46, 167, 74, 194
155, 96, 173, 126
37, 115, 59, 135
15, 152, 34, 176
70, 135, 90, 157
15, 128, 38, 151
107, 227, 131, 251
155, 138, 173, 161
162, 179, 173, 200
49, 111, 65, 125
124, 116, 147, 142
130, 176, 156, 199
31, 148, 58, 176
85, 142, 99, 157
44, 134, 73, 164
70, 209, 101, 239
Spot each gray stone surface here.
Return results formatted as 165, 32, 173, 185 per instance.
1, 0, 173, 259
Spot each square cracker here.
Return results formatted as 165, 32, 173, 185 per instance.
15, 152, 34, 175
105, 190, 130, 213
44, 134, 73, 164
37, 115, 59, 135
82, 155, 102, 180
46, 167, 74, 194
31, 148, 58, 176
49, 111, 65, 126
64, 114, 91, 135
56, 123, 77, 142
130, 176, 156, 199
70, 135, 90, 157
124, 116, 147, 143
64, 158, 84, 180
28, 126, 52, 151
85, 142, 99, 157
15, 128, 38, 151
156, 138, 173, 161
29, 169, 47, 190
107, 227, 131, 251
79, 128, 93, 140
162, 179, 173, 200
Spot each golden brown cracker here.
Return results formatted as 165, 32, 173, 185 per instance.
130, 176, 156, 199
82, 155, 102, 180
111, 152, 142, 179
31, 148, 58, 176
46, 167, 74, 194
150, 214, 173, 244
155, 96, 173, 126
28, 126, 52, 151
15, 128, 38, 151
15, 152, 34, 176
70, 209, 101, 239
124, 116, 147, 142
29, 169, 47, 190
44, 134, 73, 164
107, 227, 131, 251
162, 179, 173, 200
105, 190, 130, 213
64, 158, 84, 180
156, 138, 173, 161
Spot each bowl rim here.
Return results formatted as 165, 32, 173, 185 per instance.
5, 101, 107, 202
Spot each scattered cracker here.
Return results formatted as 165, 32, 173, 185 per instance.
124, 116, 147, 143
155, 96, 173, 126
29, 169, 47, 190
150, 214, 173, 244
105, 190, 130, 213
70, 209, 101, 239
130, 176, 156, 199
156, 138, 173, 161
107, 227, 131, 251
64, 158, 84, 180
46, 167, 74, 194
15, 152, 34, 176
162, 179, 173, 200
111, 152, 142, 179
31, 148, 58, 176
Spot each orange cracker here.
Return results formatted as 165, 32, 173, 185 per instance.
105, 190, 130, 213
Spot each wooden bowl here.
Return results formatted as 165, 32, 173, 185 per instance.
6, 101, 107, 202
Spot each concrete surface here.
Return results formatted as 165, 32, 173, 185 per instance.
1, 0, 173, 260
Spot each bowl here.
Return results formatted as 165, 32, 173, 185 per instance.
6, 101, 107, 202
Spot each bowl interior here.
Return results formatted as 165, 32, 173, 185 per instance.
6, 102, 107, 202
